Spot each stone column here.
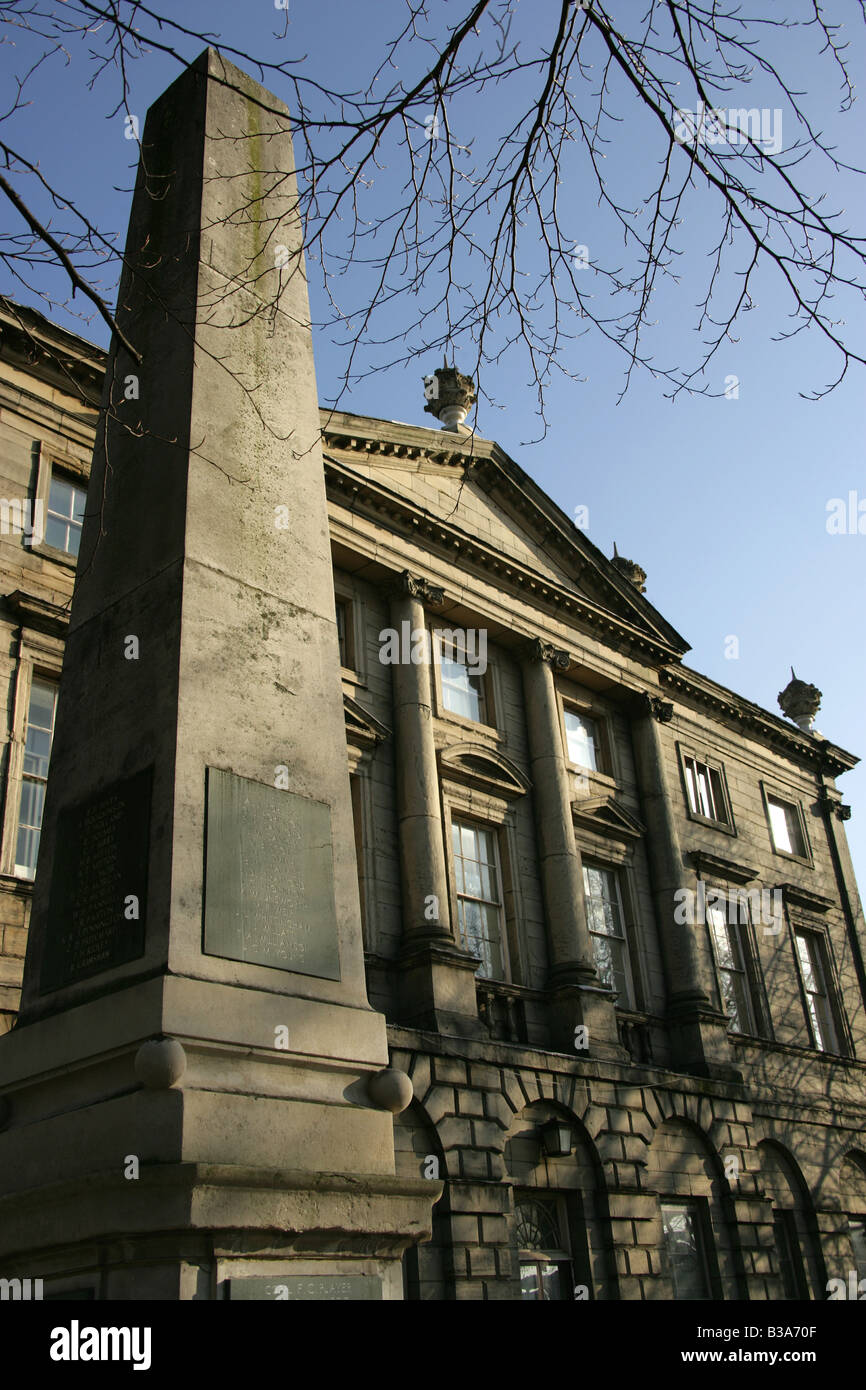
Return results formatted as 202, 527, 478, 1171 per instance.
630, 692, 738, 1078
521, 639, 622, 1054
389, 572, 483, 1036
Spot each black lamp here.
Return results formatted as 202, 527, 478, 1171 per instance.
539, 1118, 573, 1157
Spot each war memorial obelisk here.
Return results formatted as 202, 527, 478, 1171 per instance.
0, 49, 437, 1299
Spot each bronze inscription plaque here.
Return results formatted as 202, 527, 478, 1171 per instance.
202, 767, 340, 980
40, 767, 152, 993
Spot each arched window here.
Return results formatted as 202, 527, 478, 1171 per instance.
514, 1195, 573, 1300
660, 1202, 715, 1300
648, 1118, 742, 1300
758, 1140, 824, 1299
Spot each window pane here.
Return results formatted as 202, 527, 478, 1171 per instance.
695, 765, 714, 818
47, 474, 86, 556
539, 1264, 565, 1301
813, 991, 837, 1053
582, 864, 632, 1005
768, 799, 791, 851
768, 797, 804, 855
439, 638, 485, 723
721, 969, 753, 1034
15, 679, 58, 877
515, 1198, 564, 1254
684, 760, 698, 814
796, 932, 837, 1052
708, 910, 735, 969
45, 515, 69, 551
460, 854, 483, 898
591, 933, 630, 1000
48, 475, 75, 518
453, 819, 505, 979
709, 910, 755, 1033
685, 756, 724, 820
662, 1204, 711, 1300
709, 769, 728, 823
582, 865, 623, 932
795, 934, 816, 992
564, 710, 599, 770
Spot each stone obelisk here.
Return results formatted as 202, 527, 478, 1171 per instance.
0, 50, 436, 1300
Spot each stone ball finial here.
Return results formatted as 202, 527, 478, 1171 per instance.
135, 1037, 187, 1089
423, 360, 477, 432
366, 1067, 414, 1114
778, 669, 822, 732
611, 542, 647, 593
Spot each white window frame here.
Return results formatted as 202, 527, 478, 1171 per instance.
706, 898, 758, 1035
31, 444, 89, 568
1, 650, 63, 879
763, 785, 811, 864
793, 928, 840, 1053
433, 628, 491, 727
450, 816, 508, 981
678, 747, 734, 831
562, 706, 601, 772
581, 861, 634, 1008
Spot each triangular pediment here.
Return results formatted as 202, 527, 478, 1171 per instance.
572, 795, 646, 841
344, 693, 390, 748
439, 743, 530, 798
322, 412, 689, 659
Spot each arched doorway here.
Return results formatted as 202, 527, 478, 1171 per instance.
758, 1139, 824, 1299
504, 1101, 615, 1300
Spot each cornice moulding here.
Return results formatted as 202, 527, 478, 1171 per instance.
688, 850, 758, 885
4, 590, 70, 635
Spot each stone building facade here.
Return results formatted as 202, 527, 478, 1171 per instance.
1, 298, 865, 1300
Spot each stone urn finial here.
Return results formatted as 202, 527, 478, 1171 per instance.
778, 667, 822, 732
611, 541, 647, 594
423, 357, 477, 432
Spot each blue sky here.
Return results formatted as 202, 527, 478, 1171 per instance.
1, 1, 864, 883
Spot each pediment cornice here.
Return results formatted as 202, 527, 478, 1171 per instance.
438, 743, 530, 799
572, 795, 646, 842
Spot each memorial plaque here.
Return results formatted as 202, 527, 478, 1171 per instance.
40, 768, 152, 993
228, 1275, 381, 1301
203, 767, 341, 980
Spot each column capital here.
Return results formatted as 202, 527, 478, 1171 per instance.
637, 691, 674, 723
389, 569, 446, 607
526, 637, 570, 670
